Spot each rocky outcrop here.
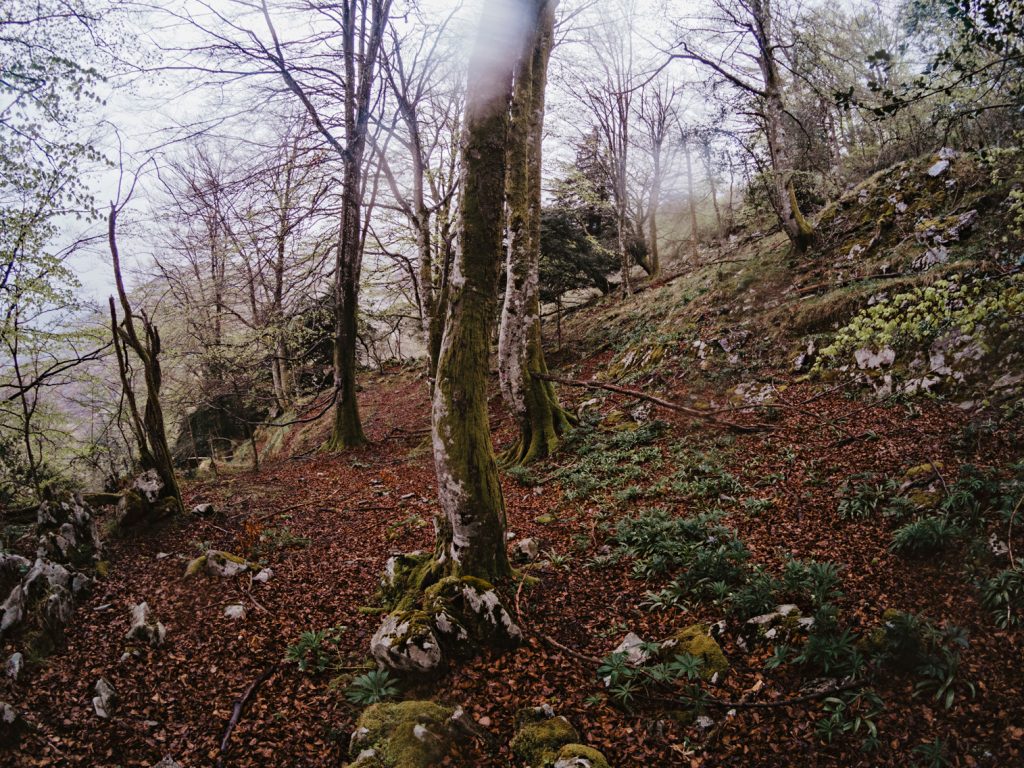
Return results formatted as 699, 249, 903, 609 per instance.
116, 470, 179, 530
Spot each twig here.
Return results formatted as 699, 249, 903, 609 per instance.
217, 663, 282, 767
535, 374, 773, 433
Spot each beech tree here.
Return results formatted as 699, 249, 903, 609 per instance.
497, 0, 574, 465
429, 0, 536, 579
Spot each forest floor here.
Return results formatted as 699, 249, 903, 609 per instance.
5, 326, 1023, 767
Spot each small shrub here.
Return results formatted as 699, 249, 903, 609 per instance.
286, 627, 344, 673
345, 669, 400, 705
837, 472, 896, 520
890, 517, 961, 556
980, 567, 1024, 628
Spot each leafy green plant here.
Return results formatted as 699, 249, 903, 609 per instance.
837, 472, 896, 520
817, 274, 1024, 368
913, 737, 951, 768
815, 688, 883, 753
782, 558, 844, 606
344, 669, 401, 705
286, 627, 344, 673
980, 567, 1024, 628
890, 516, 961, 556
794, 604, 865, 676
742, 497, 774, 516
597, 650, 705, 710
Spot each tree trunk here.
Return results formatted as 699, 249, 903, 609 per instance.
325, 178, 368, 450
647, 146, 661, 278
108, 204, 183, 516
682, 133, 700, 261
498, 0, 573, 466
430, 0, 528, 581
751, 0, 814, 253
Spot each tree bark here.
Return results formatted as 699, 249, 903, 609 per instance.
430, 0, 530, 580
682, 132, 700, 261
498, 0, 573, 466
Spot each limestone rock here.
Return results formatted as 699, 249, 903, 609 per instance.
854, 347, 895, 370
125, 602, 166, 647
116, 471, 178, 529
0, 701, 21, 746
35, 495, 102, 568
514, 538, 540, 563
5, 653, 22, 681
223, 604, 246, 620
151, 757, 183, 768
347, 700, 455, 767
610, 632, 649, 667
93, 677, 117, 719
184, 550, 251, 578
370, 611, 444, 675
254, 567, 274, 583
554, 744, 612, 768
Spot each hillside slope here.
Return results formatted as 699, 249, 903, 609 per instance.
3, 149, 1023, 767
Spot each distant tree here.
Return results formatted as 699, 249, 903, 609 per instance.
671, 0, 816, 252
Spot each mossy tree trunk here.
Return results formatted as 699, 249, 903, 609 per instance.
431, 0, 535, 581
751, 0, 814, 253
498, 0, 574, 466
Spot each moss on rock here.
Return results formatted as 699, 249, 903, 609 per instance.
659, 624, 728, 680
554, 743, 612, 768
348, 700, 455, 768
510, 708, 579, 767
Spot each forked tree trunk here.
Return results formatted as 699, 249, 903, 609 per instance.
498, 0, 573, 466
108, 205, 183, 516
430, 0, 531, 580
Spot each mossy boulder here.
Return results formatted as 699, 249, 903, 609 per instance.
347, 700, 455, 768
510, 707, 579, 767
658, 624, 728, 680
554, 744, 612, 768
